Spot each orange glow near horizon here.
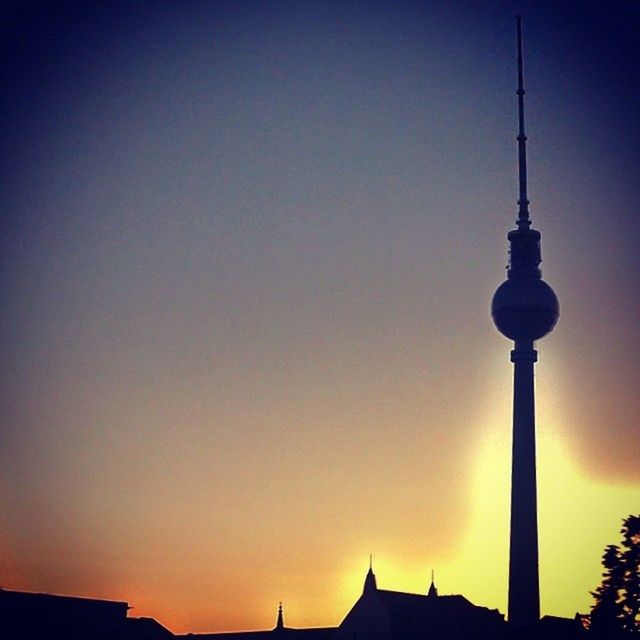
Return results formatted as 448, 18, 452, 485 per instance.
2, 353, 639, 635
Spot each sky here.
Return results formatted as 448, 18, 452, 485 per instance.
1, 0, 639, 634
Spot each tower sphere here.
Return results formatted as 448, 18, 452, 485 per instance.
491, 277, 559, 341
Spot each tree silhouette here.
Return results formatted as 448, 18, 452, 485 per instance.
590, 514, 640, 635
620, 515, 640, 632
590, 544, 624, 635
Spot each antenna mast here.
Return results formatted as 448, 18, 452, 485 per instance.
516, 15, 531, 230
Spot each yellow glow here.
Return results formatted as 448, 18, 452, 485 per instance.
280, 354, 640, 630
435, 387, 640, 619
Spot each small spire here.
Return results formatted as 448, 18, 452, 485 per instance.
363, 557, 377, 593
428, 570, 438, 598
515, 15, 531, 230
275, 602, 284, 630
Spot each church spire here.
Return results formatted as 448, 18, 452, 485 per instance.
363, 556, 377, 593
275, 602, 284, 630
427, 569, 438, 597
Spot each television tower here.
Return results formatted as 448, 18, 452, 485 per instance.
491, 16, 559, 628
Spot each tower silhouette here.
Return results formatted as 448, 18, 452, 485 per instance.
491, 16, 559, 628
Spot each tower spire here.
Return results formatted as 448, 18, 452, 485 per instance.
516, 14, 530, 230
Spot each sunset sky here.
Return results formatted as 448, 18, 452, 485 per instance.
1, 0, 639, 634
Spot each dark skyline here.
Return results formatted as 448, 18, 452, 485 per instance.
1, 1, 639, 633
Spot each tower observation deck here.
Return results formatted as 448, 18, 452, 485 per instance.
491, 16, 559, 629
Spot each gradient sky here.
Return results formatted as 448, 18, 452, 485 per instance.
1, 0, 639, 634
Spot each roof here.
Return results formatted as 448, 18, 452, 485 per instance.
0, 588, 131, 635
0, 587, 129, 610
125, 616, 177, 639
374, 589, 504, 639
179, 627, 337, 640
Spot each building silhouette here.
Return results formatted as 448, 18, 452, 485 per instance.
176, 601, 335, 640
331, 567, 506, 640
0, 587, 173, 639
491, 16, 559, 629
176, 567, 506, 640
175, 565, 582, 640
1, 565, 585, 640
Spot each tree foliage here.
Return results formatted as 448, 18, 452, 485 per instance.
590, 514, 640, 635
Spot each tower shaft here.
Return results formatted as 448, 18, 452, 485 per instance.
508, 340, 540, 626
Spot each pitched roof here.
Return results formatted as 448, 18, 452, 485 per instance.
374, 589, 504, 639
